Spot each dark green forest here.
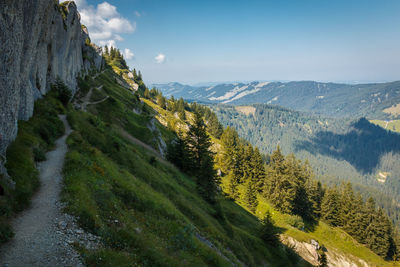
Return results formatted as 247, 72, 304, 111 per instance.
211, 104, 400, 226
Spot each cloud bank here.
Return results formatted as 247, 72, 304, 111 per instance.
75, 0, 135, 47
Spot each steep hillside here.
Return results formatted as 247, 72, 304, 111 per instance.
211, 104, 400, 226
61, 66, 310, 265
154, 80, 400, 119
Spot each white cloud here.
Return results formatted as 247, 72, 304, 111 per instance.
155, 53, 166, 64
135, 11, 141, 17
76, 1, 135, 47
97, 2, 118, 18
123, 48, 135, 60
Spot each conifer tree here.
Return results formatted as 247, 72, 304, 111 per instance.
166, 133, 189, 172
264, 147, 297, 214
207, 113, 223, 138
133, 69, 138, 80
260, 210, 279, 245
157, 94, 166, 109
244, 178, 258, 213
185, 112, 216, 202
176, 98, 186, 120
321, 186, 341, 226
339, 182, 356, 229
252, 147, 266, 192
144, 87, 150, 99
363, 207, 393, 258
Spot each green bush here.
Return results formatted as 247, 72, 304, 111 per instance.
52, 78, 72, 106
33, 147, 46, 162
260, 211, 279, 245
0, 219, 14, 243
284, 214, 305, 230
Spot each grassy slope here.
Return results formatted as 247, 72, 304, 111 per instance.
62, 69, 302, 266
256, 200, 392, 267
370, 119, 400, 134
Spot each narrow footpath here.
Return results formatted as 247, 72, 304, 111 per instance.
0, 115, 83, 267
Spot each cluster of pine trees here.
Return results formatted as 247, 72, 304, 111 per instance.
321, 184, 400, 258
159, 97, 400, 260
214, 104, 400, 227
103, 46, 128, 70
217, 125, 400, 259
166, 96, 188, 120
167, 111, 217, 203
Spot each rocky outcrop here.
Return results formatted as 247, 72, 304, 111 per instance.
0, 0, 103, 181
281, 236, 369, 267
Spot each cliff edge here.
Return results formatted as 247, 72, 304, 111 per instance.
0, 0, 103, 182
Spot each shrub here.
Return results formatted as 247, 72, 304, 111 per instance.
260, 210, 279, 245
33, 147, 46, 162
53, 78, 72, 106
149, 156, 157, 166
284, 214, 305, 230
0, 220, 14, 243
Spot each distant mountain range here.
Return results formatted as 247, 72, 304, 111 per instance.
153, 81, 400, 119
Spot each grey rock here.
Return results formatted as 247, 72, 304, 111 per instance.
0, 0, 104, 180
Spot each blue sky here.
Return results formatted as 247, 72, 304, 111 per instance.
75, 0, 400, 84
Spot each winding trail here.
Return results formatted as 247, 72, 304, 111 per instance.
0, 115, 82, 267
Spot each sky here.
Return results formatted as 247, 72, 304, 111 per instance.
74, 0, 400, 85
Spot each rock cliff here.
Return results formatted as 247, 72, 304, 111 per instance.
0, 0, 103, 181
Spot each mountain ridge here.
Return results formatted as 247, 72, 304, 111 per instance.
153, 80, 400, 119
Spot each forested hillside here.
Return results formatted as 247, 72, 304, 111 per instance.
212, 104, 400, 226
154, 80, 400, 119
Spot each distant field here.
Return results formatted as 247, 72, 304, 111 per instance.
235, 106, 256, 116
370, 119, 400, 133
384, 103, 400, 117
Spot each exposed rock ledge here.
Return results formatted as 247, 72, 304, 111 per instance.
0, 0, 103, 182
281, 235, 369, 267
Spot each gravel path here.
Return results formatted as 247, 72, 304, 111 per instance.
0, 115, 84, 267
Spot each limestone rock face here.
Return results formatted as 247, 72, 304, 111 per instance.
0, 0, 103, 175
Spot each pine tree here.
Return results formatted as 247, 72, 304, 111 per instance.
244, 178, 258, 213
346, 193, 369, 243
143, 87, 150, 99
321, 186, 341, 226
104, 45, 109, 56
339, 182, 355, 229
157, 94, 166, 109
307, 180, 323, 220
365, 208, 391, 257
166, 133, 189, 172
133, 69, 138, 81
264, 147, 297, 214
207, 113, 223, 138
176, 98, 186, 120
317, 247, 328, 267
252, 147, 265, 192
185, 112, 216, 203
260, 210, 279, 245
